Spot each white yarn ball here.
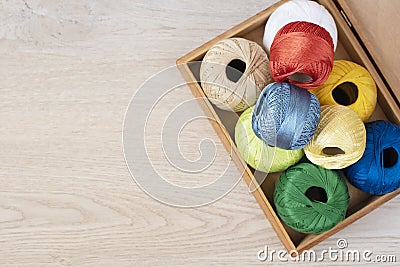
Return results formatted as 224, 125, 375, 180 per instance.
263, 0, 338, 52
200, 38, 272, 112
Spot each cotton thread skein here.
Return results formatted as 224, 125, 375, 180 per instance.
269, 21, 334, 90
305, 105, 366, 169
310, 60, 377, 121
346, 121, 400, 195
252, 82, 320, 150
235, 106, 304, 173
263, 0, 338, 52
200, 38, 272, 112
274, 163, 349, 234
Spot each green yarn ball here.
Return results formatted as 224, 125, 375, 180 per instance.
235, 107, 304, 173
274, 163, 349, 234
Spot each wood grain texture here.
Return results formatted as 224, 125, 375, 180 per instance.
339, 0, 400, 100
0, 0, 398, 266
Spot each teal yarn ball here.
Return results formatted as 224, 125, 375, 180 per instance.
235, 107, 304, 173
274, 163, 349, 234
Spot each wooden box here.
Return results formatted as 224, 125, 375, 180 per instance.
176, 0, 400, 253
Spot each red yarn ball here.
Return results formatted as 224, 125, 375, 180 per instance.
269, 21, 334, 90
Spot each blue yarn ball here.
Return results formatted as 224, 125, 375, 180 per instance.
252, 82, 321, 150
346, 120, 400, 195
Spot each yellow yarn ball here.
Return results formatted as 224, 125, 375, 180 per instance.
304, 105, 366, 169
310, 60, 377, 121
200, 38, 272, 112
235, 107, 304, 173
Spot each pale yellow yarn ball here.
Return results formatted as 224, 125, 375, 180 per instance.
200, 38, 272, 112
304, 105, 366, 169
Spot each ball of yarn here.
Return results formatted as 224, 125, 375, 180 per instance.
274, 162, 349, 234
235, 106, 304, 173
310, 60, 377, 122
269, 21, 334, 90
263, 0, 338, 52
346, 121, 400, 195
200, 38, 272, 112
305, 105, 366, 169
252, 82, 320, 150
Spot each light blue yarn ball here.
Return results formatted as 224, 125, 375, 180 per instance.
252, 82, 321, 150
346, 120, 400, 195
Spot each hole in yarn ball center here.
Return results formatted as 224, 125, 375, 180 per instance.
381, 147, 398, 168
322, 147, 345, 156
305, 186, 328, 203
332, 82, 358, 106
226, 59, 246, 83
289, 72, 313, 83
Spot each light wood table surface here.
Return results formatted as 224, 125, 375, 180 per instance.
0, 0, 398, 266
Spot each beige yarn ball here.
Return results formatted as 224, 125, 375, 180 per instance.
304, 105, 366, 169
200, 38, 272, 112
